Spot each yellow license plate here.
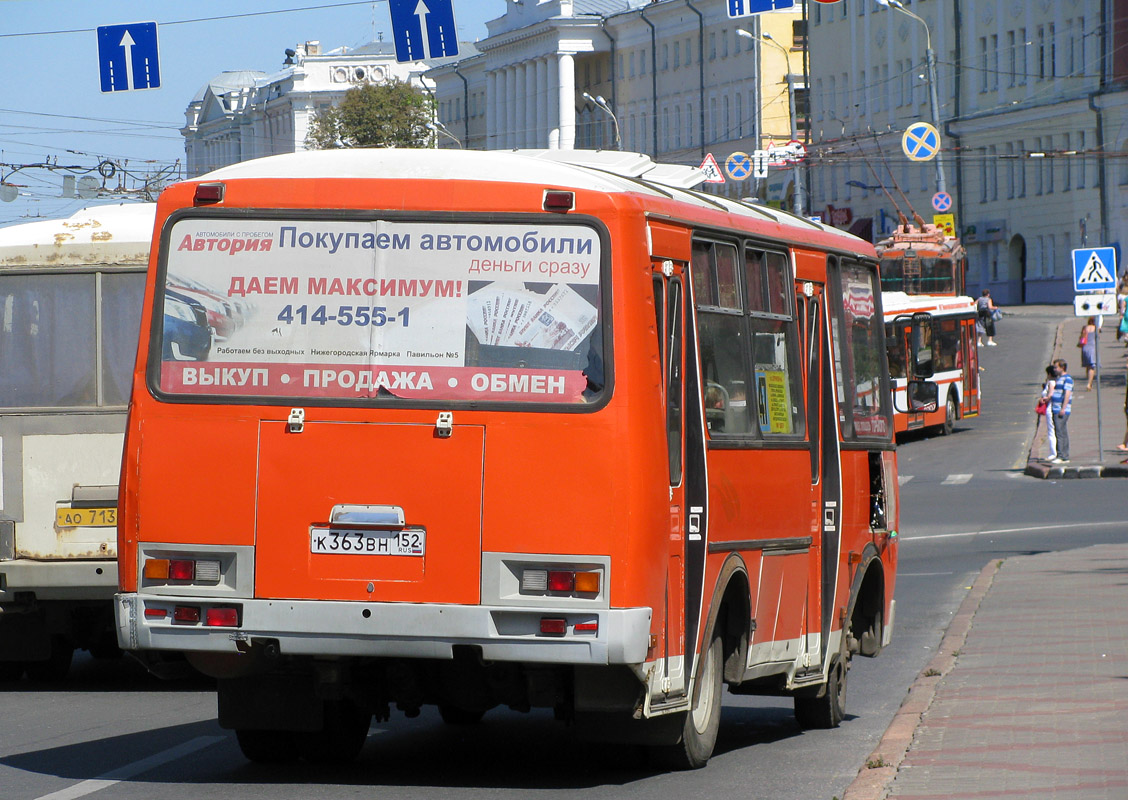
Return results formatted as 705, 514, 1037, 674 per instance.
56, 507, 117, 527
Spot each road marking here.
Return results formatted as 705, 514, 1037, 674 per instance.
941, 473, 973, 485
899, 571, 956, 576
34, 736, 223, 800
902, 520, 1126, 542
898, 475, 914, 485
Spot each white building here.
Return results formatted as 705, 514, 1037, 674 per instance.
807, 0, 1128, 304
181, 40, 456, 178
426, 0, 806, 206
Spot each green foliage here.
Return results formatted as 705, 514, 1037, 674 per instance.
305, 79, 432, 149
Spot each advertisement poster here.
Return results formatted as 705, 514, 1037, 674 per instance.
160, 219, 601, 403
755, 368, 792, 434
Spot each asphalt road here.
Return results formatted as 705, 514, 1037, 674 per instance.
3, 306, 1123, 800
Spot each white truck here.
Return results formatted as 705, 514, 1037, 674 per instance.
0, 203, 155, 679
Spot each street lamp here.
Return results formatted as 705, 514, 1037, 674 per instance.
427, 121, 462, 149
581, 92, 622, 151
880, 0, 947, 196
740, 28, 805, 216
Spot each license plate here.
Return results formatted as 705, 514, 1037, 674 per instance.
310, 527, 425, 556
56, 507, 117, 527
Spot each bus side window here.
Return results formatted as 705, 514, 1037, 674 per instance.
748, 250, 804, 438
666, 278, 683, 484
693, 240, 751, 435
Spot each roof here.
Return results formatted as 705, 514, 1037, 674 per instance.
0, 203, 156, 268
190, 70, 268, 104
195, 148, 857, 243
882, 292, 976, 317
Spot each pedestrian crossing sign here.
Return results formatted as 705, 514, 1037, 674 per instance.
699, 153, 725, 184
1071, 247, 1117, 292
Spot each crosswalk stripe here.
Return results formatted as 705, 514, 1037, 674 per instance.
898, 475, 913, 486
941, 473, 973, 485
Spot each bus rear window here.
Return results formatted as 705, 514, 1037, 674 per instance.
154, 217, 605, 405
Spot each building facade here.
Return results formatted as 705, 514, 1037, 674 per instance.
181, 40, 442, 178
808, 0, 1128, 304
427, 0, 806, 206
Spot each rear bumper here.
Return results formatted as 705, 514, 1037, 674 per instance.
115, 593, 652, 666
1, 559, 117, 602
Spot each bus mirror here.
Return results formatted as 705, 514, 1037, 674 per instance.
896, 380, 939, 414
909, 312, 934, 379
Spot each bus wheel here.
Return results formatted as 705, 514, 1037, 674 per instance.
439, 705, 485, 725
300, 700, 372, 764
235, 729, 301, 764
794, 656, 847, 729
653, 631, 723, 770
25, 637, 73, 683
940, 394, 957, 435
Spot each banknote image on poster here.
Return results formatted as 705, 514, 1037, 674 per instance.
157, 218, 603, 404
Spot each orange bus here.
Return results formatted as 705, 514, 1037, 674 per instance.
883, 292, 980, 436
115, 149, 900, 769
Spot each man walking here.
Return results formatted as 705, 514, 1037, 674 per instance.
1051, 359, 1073, 463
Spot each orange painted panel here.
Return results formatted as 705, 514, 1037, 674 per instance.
136, 416, 259, 547
254, 420, 483, 603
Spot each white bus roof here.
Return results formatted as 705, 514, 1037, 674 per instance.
0, 203, 155, 269
198, 148, 863, 245
882, 291, 976, 318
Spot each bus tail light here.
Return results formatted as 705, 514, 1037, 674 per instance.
543, 190, 574, 212
194, 182, 225, 205
547, 570, 574, 592
520, 567, 601, 596
540, 617, 567, 635
143, 557, 221, 585
205, 607, 240, 627
173, 606, 201, 623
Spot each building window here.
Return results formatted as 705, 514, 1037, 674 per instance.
640, 48, 647, 75
979, 38, 988, 92
1007, 31, 1016, 87
674, 42, 680, 70
1034, 137, 1043, 195
1019, 29, 1028, 84
1063, 132, 1072, 191
990, 35, 999, 90
709, 32, 716, 61
1078, 130, 1087, 188
989, 144, 998, 200
675, 105, 683, 149
663, 44, 669, 70
858, 70, 866, 117
721, 29, 728, 58
1037, 26, 1046, 79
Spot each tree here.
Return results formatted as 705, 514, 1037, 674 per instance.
306, 79, 432, 149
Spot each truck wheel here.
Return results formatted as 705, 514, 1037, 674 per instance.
794, 655, 847, 729
300, 700, 372, 764
652, 631, 723, 770
235, 729, 301, 764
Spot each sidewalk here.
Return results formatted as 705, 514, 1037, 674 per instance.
842, 544, 1128, 800
1025, 311, 1128, 478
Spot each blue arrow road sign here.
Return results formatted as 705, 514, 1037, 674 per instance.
1072, 247, 1117, 292
728, 0, 795, 19
97, 22, 160, 92
390, 0, 459, 62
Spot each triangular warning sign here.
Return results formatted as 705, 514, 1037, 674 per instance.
699, 153, 725, 184
1079, 251, 1115, 285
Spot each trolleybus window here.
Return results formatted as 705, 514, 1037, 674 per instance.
153, 216, 606, 406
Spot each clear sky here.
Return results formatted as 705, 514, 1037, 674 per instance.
0, 0, 498, 227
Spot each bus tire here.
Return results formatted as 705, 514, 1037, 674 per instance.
794, 655, 847, 729
940, 393, 957, 435
300, 700, 372, 764
652, 631, 723, 770
24, 637, 73, 683
438, 705, 485, 725
235, 729, 301, 764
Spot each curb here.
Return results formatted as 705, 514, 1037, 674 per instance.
840, 558, 1001, 800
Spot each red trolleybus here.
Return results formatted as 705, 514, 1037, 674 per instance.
115, 149, 899, 769
883, 292, 980, 436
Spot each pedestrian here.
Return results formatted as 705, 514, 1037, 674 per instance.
976, 290, 998, 346
1040, 364, 1057, 459
1119, 373, 1128, 452
1078, 316, 1098, 390
1050, 359, 1073, 463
